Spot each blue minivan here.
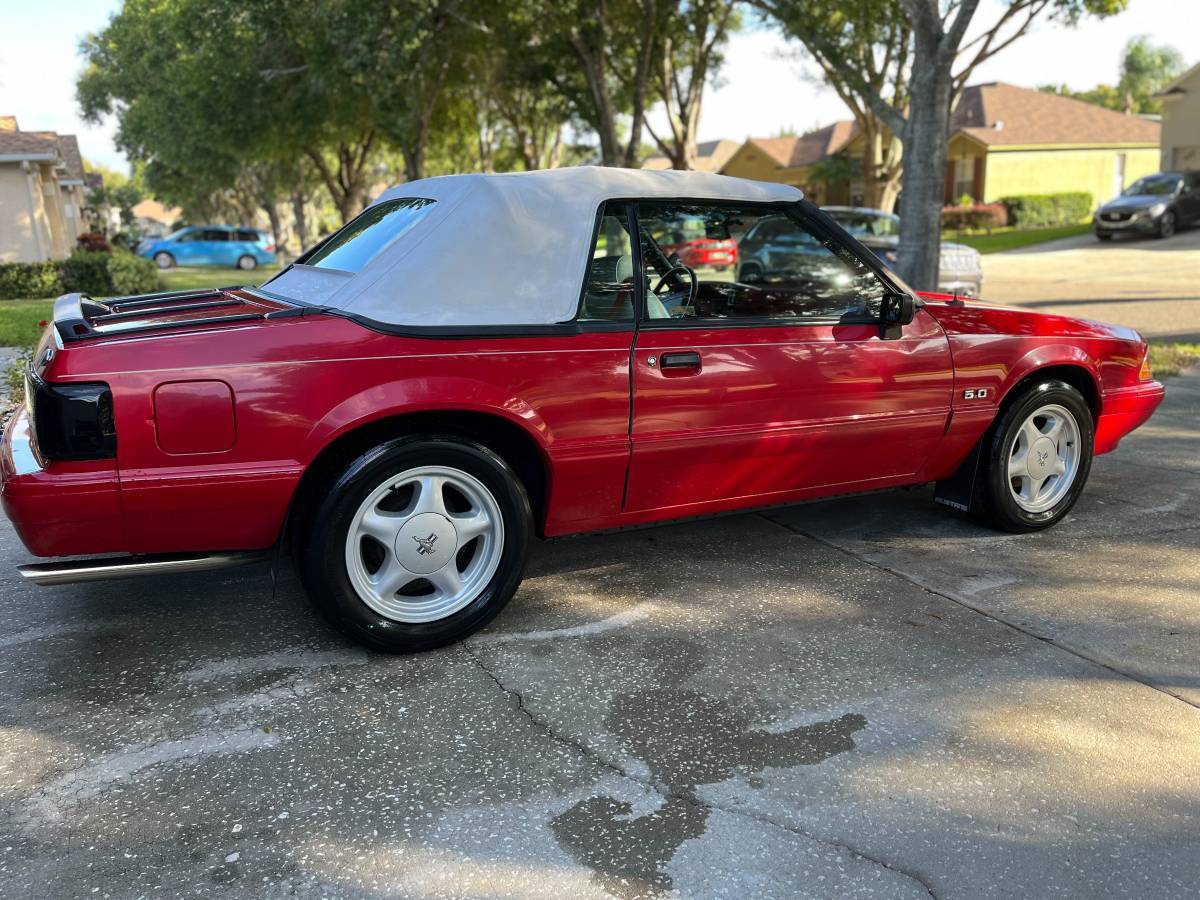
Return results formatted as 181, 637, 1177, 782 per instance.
137, 225, 277, 270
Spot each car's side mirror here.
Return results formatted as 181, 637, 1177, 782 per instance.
880, 291, 916, 327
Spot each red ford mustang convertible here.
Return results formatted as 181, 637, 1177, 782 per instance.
1, 169, 1164, 652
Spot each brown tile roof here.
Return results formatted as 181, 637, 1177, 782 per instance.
0, 128, 60, 159
0, 116, 17, 133
952, 82, 1160, 146
57, 135, 84, 181
748, 120, 857, 169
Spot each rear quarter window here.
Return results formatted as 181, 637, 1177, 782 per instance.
303, 198, 436, 273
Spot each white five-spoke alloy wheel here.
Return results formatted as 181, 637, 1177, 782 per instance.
1006, 403, 1080, 514
344, 466, 504, 623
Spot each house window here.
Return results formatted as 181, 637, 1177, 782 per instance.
952, 157, 974, 202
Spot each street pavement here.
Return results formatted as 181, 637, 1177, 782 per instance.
981, 225, 1200, 342
0, 384, 1197, 895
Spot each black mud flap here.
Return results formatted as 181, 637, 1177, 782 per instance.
934, 439, 983, 513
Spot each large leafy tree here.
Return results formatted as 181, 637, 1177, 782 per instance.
1040, 36, 1184, 115
756, 0, 908, 210
761, 0, 1128, 289
646, 0, 740, 170
1117, 35, 1185, 114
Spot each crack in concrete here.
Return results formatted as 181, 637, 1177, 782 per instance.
459, 643, 940, 899
763, 515, 1200, 714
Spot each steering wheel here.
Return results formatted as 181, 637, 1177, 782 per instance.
653, 263, 694, 295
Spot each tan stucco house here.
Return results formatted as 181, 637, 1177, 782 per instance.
642, 138, 741, 174
944, 82, 1161, 207
0, 116, 90, 263
718, 122, 857, 205
1155, 61, 1200, 171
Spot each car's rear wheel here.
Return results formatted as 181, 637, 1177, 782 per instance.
1158, 210, 1177, 239
237, 254, 258, 271
154, 251, 175, 269
971, 380, 1093, 533
298, 437, 531, 653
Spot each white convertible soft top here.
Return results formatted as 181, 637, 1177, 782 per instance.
264, 167, 802, 326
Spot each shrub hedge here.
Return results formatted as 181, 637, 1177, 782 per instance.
941, 203, 1008, 231
0, 249, 159, 301
999, 193, 1093, 228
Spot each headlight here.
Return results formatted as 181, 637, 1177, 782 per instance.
1149, 203, 1167, 216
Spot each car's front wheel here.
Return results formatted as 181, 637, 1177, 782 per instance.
153, 251, 175, 269
299, 437, 531, 653
1158, 210, 1177, 239
971, 380, 1094, 533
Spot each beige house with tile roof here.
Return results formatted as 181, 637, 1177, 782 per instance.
0, 117, 91, 262
642, 139, 741, 174
718, 122, 857, 205
944, 82, 1161, 208
1154, 61, 1200, 172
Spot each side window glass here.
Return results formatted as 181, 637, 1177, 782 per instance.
579, 205, 635, 322
635, 202, 886, 323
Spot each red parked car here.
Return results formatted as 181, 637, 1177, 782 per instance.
655, 212, 739, 270
2, 169, 1164, 653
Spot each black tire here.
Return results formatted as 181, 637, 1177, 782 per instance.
971, 380, 1094, 533
1158, 210, 1176, 239
1095, 232, 1113, 242
237, 254, 258, 271
154, 251, 176, 269
298, 437, 532, 653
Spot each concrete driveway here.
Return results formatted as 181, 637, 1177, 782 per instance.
1, 363, 1197, 897
982, 225, 1200, 342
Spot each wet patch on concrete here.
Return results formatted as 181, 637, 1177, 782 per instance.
551, 686, 866, 896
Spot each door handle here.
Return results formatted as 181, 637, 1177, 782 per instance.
659, 351, 701, 369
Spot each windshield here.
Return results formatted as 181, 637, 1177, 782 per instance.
1124, 175, 1181, 196
302, 198, 436, 272
825, 209, 900, 238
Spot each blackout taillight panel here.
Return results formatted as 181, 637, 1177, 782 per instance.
25, 368, 117, 461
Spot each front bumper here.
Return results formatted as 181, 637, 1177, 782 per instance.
1, 406, 125, 557
1093, 212, 1160, 235
1094, 380, 1166, 455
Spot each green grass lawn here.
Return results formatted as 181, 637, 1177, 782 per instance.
951, 223, 1092, 254
158, 264, 278, 292
1148, 342, 1200, 379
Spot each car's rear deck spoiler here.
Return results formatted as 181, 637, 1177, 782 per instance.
52, 288, 293, 343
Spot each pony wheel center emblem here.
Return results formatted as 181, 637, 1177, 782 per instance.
413, 533, 438, 556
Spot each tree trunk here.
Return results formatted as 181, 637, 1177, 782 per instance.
896, 63, 953, 290
291, 189, 308, 252
262, 200, 285, 258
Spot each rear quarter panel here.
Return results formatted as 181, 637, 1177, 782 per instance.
43, 315, 633, 553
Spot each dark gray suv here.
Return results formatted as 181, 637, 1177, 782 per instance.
1094, 171, 1200, 240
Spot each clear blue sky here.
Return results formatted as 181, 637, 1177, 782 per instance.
2, 0, 1197, 174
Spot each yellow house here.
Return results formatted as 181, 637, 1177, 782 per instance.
944, 82, 1161, 209
0, 116, 89, 262
1154, 61, 1200, 171
718, 122, 857, 205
